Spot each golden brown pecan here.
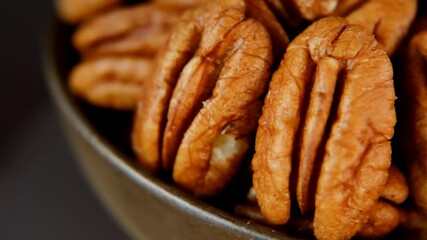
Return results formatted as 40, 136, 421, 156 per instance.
268, 0, 416, 54
55, 0, 121, 24
356, 201, 400, 238
132, 0, 286, 174
380, 165, 409, 205
236, 165, 407, 238
292, 0, 338, 20
399, 20, 427, 215
72, 3, 185, 59
357, 165, 408, 238
330, 0, 365, 16
69, 56, 153, 110
152, 0, 207, 7
68, 3, 184, 110
252, 17, 395, 240
132, 0, 287, 196
338, 0, 417, 55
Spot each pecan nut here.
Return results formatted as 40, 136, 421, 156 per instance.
267, 0, 416, 55
357, 165, 409, 238
72, 3, 185, 59
252, 17, 395, 240
55, 0, 121, 24
292, 0, 338, 20
337, 0, 417, 55
68, 3, 184, 110
132, 0, 288, 196
69, 57, 153, 110
235, 165, 407, 238
356, 201, 400, 238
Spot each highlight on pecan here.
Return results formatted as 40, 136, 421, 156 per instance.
380, 165, 409, 205
72, 2, 185, 59
252, 17, 395, 240
132, 0, 288, 196
337, 0, 417, 55
399, 20, 427, 215
55, 0, 121, 24
69, 57, 153, 110
292, 0, 338, 20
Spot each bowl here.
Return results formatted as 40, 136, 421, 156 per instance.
42, 13, 296, 240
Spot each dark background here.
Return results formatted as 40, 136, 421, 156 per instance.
0, 1, 129, 239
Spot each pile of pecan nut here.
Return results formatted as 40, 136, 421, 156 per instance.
57, 0, 427, 239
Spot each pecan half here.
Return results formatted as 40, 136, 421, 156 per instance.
55, 0, 121, 24
357, 165, 409, 238
400, 21, 427, 215
132, 0, 287, 196
72, 3, 185, 59
339, 0, 417, 55
69, 57, 153, 110
68, 2, 184, 110
252, 17, 395, 240
237, 166, 407, 238
267, 0, 416, 55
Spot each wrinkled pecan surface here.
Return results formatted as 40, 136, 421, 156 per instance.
132, 0, 288, 197
341, 0, 417, 55
269, 0, 416, 55
68, 2, 184, 110
69, 57, 153, 110
236, 165, 407, 238
72, 3, 184, 59
252, 17, 395, 240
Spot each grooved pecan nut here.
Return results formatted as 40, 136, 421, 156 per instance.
236, 165, 407, 238
55, 0, 121, 24
357, 165, 408, 238
400, 20, 427, 215
132, 0, 287, 197
68, 2, 184, 110
69, 57, 153, 110
72, 3, 185, 59
337, 0, 417, 55
252, 17, 395, 240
